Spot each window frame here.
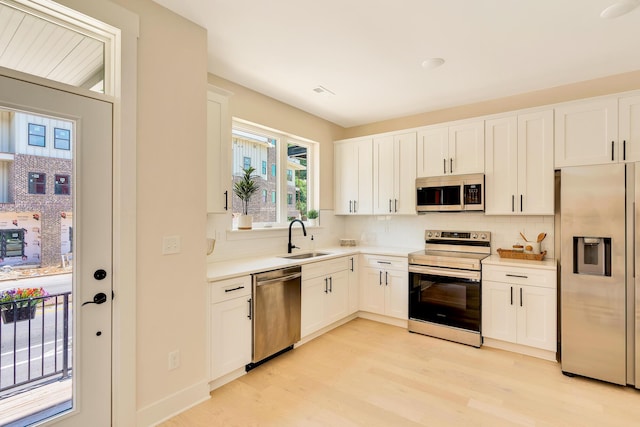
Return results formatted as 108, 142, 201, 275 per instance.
54, 174, 71, 195
28, 123, 46, 147
54, 127, 71, 150
231, 119, 317, 228
28, 172, 46, 194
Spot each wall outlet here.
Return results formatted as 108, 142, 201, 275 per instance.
168, 350, 180, 370
162, 235, 181, 255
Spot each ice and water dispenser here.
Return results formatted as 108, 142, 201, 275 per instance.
573, 237, 612, 276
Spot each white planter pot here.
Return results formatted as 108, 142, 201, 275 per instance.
307, 218, 317, 227
237, 214, 253, 230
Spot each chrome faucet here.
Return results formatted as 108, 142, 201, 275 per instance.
287, 219, 307, 253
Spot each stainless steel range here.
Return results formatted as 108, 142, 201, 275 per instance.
408, 230, 491, 347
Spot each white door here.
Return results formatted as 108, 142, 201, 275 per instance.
372, 135, 394, 214
0, 74, 112, 426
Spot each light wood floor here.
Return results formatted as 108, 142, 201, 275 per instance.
161, 318, 640, 426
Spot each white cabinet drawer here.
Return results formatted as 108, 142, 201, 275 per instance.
210, 275, 251, 304
361, 254, 407, 271
483, 265, 556, 289
303, 257, 349, 280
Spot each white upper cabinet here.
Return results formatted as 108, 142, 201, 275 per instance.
373, 132, 416, 214
619, 94, 640, 163
555, 94, 640, 167
485, 110, 554, 215
206, 89, 231, 213
334, 138, 373, 215
417, 120, 484, 177
554, 97, 618, 167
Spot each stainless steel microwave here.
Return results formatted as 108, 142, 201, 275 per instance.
416, 173, 484, 212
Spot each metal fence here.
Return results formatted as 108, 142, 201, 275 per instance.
0, 292, 72, 395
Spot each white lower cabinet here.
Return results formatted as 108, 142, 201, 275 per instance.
301, 257, 350, 337
482, 263, 557, 353
360, 255, 408, 320
210, 275, 252, 380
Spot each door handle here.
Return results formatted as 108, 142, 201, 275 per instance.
394, 199, 398, 212
389, 199, 392, 213
247, 298, 252, 319
612, 140, 615, 161
82, 292, 107, 306
443, 158, 446, 174
624, 140, 626, 161
520, 194, 523, 212
520, 287, 523, 307
224, 190, 228, 211
385, 271, 388, 285
324, 277, 328, 293
350, 257, 354, 272
349, 200, 352, 213
510, 286, 513, 305
450, 158, 453, 173
379, 271, 382, 285
329, 276, 333, 293
512, 195, 515, 212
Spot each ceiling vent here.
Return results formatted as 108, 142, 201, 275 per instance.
313, 85, 336, 96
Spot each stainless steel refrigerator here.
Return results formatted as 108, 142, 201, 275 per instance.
561, 163, 639, 386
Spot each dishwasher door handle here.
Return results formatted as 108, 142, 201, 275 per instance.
256, 272, 302, 286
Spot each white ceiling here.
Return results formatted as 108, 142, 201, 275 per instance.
153, 0, 640, 128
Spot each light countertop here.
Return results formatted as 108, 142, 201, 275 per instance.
207, 246, 419, 281
482, 254, 557, 270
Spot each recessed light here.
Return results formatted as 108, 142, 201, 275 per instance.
600, 0, 639, 19
421, 58, 445, 70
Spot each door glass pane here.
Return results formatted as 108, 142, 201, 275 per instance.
0, 2, 106, 93
0, 107, 74, 425
287, 142, 308, 219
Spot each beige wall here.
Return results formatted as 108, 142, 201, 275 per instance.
207, 75, 344, 209
115, 0, 210, 415
343, 70, 640, 138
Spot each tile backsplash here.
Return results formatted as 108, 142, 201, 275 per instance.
341, 212, 555, 258
207, 210, 556, 262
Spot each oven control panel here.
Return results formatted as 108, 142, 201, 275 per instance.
425, 230, 490, 242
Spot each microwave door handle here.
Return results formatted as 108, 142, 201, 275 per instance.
460, 185, 465, 210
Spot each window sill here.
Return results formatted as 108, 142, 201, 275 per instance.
226, 225, 322, 241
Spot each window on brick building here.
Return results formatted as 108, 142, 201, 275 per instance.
28, 123, 46, 147
55, 174, 71, 195
54, 128, 71, 150
28, 172, 46, 194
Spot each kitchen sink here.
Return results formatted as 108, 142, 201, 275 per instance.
281, 252, 330, 260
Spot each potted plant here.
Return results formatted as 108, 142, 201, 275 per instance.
307, 209, 319, 226
0, 287, 49, 323
234, 166, 260, 230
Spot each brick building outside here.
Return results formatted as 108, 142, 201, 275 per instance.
0, 109, 73, 268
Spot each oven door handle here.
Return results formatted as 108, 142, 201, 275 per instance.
409, 265, 481, 282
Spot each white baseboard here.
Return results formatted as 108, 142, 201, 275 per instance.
483, 337, 558, 362
357, 311, 408, 328
136, 380, 210, 427
209, 367, 247, 391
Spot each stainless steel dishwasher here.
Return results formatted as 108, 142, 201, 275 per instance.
249, 265, 302, 369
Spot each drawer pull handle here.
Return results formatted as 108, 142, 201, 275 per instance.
377, 261, 392, 265
224, 286, 245, 293
506, 274, 528, 279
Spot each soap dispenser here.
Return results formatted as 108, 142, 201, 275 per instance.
310, 234, 315, 252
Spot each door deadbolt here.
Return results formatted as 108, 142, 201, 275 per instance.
94, 269, 107, 280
